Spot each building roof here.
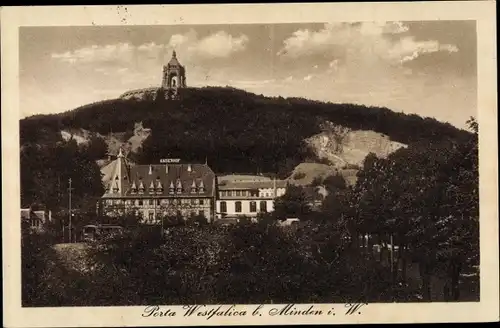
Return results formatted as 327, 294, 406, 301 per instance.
102, 157, 216, 198
33, 211, 46, 221
167, 50, 183, 68
217, 174, 272, 183
21, 209, 31, 220
218, 179, 288, 190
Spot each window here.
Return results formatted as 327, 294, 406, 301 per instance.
220, 201, 227, 213
199, 199, 204, 205
250, 201, 257, 212
235, 201, 242, 213
191, 198, 197, 205
198, 210, 204, 217
149, 199, 153, 206
148, 211, 154, 222
260, 201, 267, 212
236, 190, 241, 196
138, 200, 143, 206
176, 199, 181, 205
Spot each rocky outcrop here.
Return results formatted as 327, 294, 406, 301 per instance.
306, 121, 407, 168
60, 121, 151, 159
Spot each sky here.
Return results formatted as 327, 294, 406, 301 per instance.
19, 21, 476, 128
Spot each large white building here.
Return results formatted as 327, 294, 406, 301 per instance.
215, 174, 288, 220
99, 151, 289, 224
99, 150, 217, 223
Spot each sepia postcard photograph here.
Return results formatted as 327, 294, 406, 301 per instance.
2, 2, 499, 327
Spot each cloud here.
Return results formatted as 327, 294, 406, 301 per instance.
303, 74, 313, 81
277, 22, 458, 67
51, 30, 249, 67
187, 31, 249, 59
51, 43, 134, 65
393, 39, 459, 64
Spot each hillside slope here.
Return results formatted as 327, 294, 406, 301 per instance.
20, 86, 470, 177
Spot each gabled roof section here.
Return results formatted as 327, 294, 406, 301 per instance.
119, 163, 216, 198
101, 149, 131, 197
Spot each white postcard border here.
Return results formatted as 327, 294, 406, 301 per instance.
2, 2, 498, 326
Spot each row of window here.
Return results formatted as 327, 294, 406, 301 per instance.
130, 186, 205, 194
219, 190, 260, 197
218, 190, 280, 198
104, 198, 207, 206
219, 200, 267, 213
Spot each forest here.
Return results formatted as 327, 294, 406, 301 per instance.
21, 119, 479, 305
20, 87, 472, 176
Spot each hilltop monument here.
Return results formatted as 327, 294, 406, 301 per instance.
161, 50, 186, 100
119, 49, 187, 101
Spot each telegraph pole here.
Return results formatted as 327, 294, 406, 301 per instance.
68, 178, 74, 243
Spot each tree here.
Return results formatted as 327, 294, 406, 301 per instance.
349, 121, 479, 301
85, 134, 108, 160
274, 185, 311, 219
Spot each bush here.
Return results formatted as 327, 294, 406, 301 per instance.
293, 172, 306, 180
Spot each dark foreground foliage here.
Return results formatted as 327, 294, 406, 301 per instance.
22, 220, 424, 307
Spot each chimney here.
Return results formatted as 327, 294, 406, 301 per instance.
117, 147, 123, 194
149, 165, 153, 175
165, 165, 169, 174
187, 164, 192, 172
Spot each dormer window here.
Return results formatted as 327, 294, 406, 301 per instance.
176, 179, 183, 194
130, 181, 137, 194
112, 181, 119, 193
191, 180, 197, 193
138, 180, 145, 194
169, 181, 175, 194
156, 179, 164, 194
149, 180, 155, 193
198, 180, 205, 193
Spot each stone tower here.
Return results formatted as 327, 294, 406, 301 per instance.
161, 50, 186, 100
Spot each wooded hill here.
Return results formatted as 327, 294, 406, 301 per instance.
21, 86, 471, 176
